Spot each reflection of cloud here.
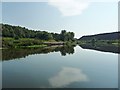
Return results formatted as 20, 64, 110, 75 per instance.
48, 0, 89, 16
49, 67, 89, 88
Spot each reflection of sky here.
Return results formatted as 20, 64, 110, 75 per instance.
49, 67, 89, 88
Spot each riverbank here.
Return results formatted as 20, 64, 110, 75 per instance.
2, 37, 76, 49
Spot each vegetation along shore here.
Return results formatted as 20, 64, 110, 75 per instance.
1, 24, 77, 49
1, 24, 120, 49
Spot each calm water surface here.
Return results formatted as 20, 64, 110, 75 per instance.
2, 45, 118, 88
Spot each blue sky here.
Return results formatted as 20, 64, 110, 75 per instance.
2, 1, 118, 38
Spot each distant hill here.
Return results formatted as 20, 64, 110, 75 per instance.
79, 32, 120, 41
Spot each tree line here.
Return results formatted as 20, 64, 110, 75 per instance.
2, 24, 75, 41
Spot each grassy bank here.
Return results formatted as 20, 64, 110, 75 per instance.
2, 37, 64, 49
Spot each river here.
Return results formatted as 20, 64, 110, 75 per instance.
1, 45, 118, 88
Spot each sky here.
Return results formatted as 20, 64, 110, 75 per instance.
1, 0, 118, 38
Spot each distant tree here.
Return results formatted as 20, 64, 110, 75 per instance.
60, 30, 67, 41
2, 24, 75, 41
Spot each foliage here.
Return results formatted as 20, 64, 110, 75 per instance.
2, 24, 75, 41
2, 38, 44, 48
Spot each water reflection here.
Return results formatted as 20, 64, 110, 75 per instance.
49, 67, 89, 88
79, 44, 120, 54
2, 43, 120, 61
2, 46, 118, 88
2, 45, 75, 61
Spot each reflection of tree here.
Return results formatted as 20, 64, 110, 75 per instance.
59, 46, 74, 56
79, 44, 120, 54
2, 45, 75, 61
91, 38, 97, 47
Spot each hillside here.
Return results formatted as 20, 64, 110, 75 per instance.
79, 32, 120, 41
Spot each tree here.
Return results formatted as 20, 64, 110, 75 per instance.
60, 30, 67, 41
2, 24, 75, 41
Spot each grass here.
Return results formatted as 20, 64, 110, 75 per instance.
2, 37, 46, 48
2, 37, 66, 49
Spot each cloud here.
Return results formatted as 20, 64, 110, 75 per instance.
49, 67, 89, 87
48, 0, 90, 16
